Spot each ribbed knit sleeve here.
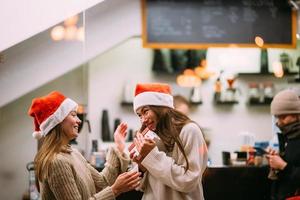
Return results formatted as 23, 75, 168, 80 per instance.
112, 147, 130, 173
47, 153, 117, 200
88, 147, 130, 187
93, 186, 115, 200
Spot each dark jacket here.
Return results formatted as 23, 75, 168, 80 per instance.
271, 122, 300, 200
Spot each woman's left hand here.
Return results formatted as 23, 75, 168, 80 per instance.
114, 122, 128, 153
133, 132, 156, 160
266, 154, 287, 170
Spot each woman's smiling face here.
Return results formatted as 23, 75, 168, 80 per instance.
61, 110, 81, 140
136, 106, 158, 131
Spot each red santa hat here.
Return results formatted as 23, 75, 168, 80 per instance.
28, 91, 78, 139
133, 83, 174, 112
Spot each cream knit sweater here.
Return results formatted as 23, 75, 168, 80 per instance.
140, 123, 208, 200
39, 146, 129, 200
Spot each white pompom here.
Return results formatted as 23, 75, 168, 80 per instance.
32, 131, 43, 140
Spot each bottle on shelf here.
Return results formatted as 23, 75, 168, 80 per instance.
113, 118, 121, 132
127, 129, 134, 142
101, 109, 111, 142
189, 87, 202, 104
248, 82, 260, 104
214, 77, 222, 102
260, 49, 269, 74
262, 82, 275, 104
90, 140, 106, 169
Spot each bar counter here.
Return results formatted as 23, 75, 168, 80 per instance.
202, 165, 271, 200
102, 165, 271, 200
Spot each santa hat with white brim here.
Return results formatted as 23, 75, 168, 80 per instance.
133, 83, 174, 113
28, 91, 78, 139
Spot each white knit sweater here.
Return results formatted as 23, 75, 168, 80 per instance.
140, 123, 208, 200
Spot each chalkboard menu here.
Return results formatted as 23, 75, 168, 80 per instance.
142, 0, 297, 49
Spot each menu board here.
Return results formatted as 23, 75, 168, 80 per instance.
142, 0, 297, 49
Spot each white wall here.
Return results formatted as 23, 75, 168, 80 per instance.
0, 0, 105, 51
0, 0, 140, 108
0, 67, 87, 200
88, 37, 154, 151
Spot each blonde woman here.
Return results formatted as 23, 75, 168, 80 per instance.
28, 91, 140, 200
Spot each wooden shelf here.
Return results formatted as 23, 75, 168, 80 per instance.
238, 72, 297, 76
190, 101, 203, 105
248, 101, 271, 106
121, 101, 133, 106
215, 100, 238, 105
122, 101, 202, 107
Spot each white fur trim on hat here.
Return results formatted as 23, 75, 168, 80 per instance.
133, 91, 174, 112
39, 98, 78, 136
32, 131, 43, 140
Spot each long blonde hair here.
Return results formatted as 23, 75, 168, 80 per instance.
34, 125, 65, 181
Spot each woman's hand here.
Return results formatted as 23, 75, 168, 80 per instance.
133, 132, 156, 161
111, 171, 141, 197
130, 153, 147, 173
266, 147, 278, 156
266, 154, 287, 170
114, 122, 127, 153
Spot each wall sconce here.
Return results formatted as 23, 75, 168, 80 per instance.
176, 69, 201, 87
50, 15, 84, 42
272, 61, 284, 78
194, 59, 215, 80
51, 26, 65, 41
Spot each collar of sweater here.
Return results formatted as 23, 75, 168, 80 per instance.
61, 144, 73, 153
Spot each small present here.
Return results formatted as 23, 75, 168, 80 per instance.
128, 128, 159, 157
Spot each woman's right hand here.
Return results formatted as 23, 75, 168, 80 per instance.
111, 171, 141, 197
265, 147, 278, 156
133, 132, 156, 160
266, 154, 287, 170
113, 122, 128, 153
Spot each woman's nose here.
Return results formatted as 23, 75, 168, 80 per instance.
76, 116, 82, 124
140, 115, 147, 124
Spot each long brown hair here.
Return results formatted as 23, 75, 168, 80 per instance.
141, 106, 192, 171
34, 125, 66, 181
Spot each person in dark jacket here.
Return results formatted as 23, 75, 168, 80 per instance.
268, 89, 300, 200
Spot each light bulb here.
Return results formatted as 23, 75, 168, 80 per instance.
77, 26, 85, 41
64, 15, 79, 27
272, 62, 284, 78
64, 26, 78, 40
51, 26, 65, 41
255, 36, 264, 47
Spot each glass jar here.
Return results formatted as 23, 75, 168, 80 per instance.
263, 82, 275, 104
248, 82, 260, 104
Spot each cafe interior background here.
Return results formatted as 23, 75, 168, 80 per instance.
1, 0, 300, 199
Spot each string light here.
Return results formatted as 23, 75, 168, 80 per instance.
255, 36, 264, 47
50, 26, 65, 41
177, 69, 202, 87
64, 15, 79, 27
64, 26, 78, 40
